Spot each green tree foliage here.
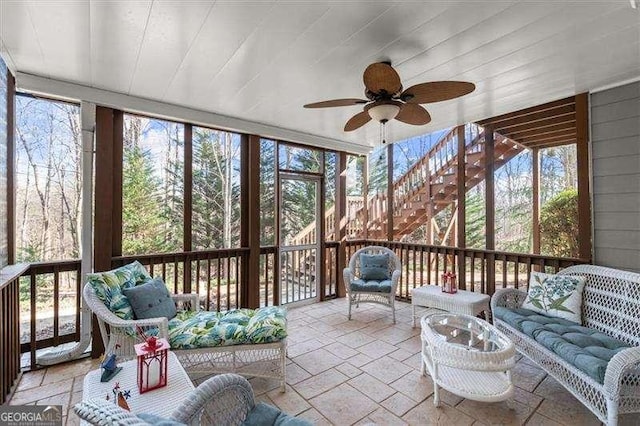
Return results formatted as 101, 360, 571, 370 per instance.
540, 189, 579, 258
192, 128, 240, 249
465, 192, 485, 248
260, 139, 276, 246
122, 145, 168, 254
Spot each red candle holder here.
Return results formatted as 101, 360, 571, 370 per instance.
134, 337, 169, 394
441, 272, 458, 294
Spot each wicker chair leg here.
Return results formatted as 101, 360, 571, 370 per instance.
606, 398, 618, 426
348, 297, 352, 320
280, 345, 287, 393
391, 295, 396, 324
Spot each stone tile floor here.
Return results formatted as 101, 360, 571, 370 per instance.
9, 299, 638, 425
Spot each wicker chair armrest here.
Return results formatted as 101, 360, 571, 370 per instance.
170, 373, 255, 426
490, 288, 527, 311
74, 399, 151, 425
604, 346, 640, 400
343, 268, 353, 294
391, 270, 401, 293
171, 293, 200, 312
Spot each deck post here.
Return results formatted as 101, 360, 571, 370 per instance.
575, 93, 592, 261
532, 147, 541, 254
336, 152, 347, 298
485, 127, 496, 294
456, 125, 466, 290
183, 124, 193, 293
241, 134, 261, 308
386, 144, 394, 241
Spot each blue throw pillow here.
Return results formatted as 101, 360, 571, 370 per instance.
359, 253, 390, 280
122, 277, 177, 320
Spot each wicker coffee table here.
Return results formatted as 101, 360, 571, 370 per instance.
411, 285, 490, 327
420, 313, 515, 406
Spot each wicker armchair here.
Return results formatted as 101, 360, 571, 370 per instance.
343, 246, 401, 323
75, 374, 308, 426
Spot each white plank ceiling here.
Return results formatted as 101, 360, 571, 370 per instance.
1, 0, 639, 153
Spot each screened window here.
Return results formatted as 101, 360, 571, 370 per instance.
15, 95, 82, 262
260, 139, 276, 246
278, 144, 322, 173
192, 127, 241, 250
122, 114, 184, 255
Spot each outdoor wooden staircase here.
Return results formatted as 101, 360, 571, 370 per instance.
290, 123, 526, 245
362, 123, 525, 240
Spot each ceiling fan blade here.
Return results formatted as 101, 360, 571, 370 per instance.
401, 81, 475, 104
395, 103, 431, 126
363, 63, 402, 95
304, 98, 368, 108
344, 111, 372, 132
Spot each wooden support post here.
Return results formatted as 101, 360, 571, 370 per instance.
336, 152, 347, 298
485, 127, 496, 294
362, 156, 369, 239
6, 73, 15, 265
183, 124, 193, 293
456, 125, 466, 290
532, 147, 541, 254
575, 93, 592, 261
318, 156, 326, 301
241, 135, 261, 308
93, 106, 119, 356
386, 144, 394, 241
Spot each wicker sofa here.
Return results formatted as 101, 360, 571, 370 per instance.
491, 265, 640, 425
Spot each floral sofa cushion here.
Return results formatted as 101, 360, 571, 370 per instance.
86, 261, 152, 320
522, 272, 586, 323
167, 307, 287, 349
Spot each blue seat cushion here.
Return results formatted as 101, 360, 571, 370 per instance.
350, 278, 392, 293
494, 307, 631, 383
242, 402, 311, 426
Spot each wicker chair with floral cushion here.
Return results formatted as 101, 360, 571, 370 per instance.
343, 246, 401, 323
84, 262, 287, 392
74, 374, 311, 426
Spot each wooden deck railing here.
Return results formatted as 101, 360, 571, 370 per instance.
20, 260, 83, 371
1, 265, 27, 404
346, 240, 588, 299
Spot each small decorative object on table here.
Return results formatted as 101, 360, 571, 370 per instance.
106, 382, 132, 411
135, 326, 169, 394
100, 344, 122, 382
441, 271, 457, 294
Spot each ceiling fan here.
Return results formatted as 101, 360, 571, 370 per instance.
303, 62, 475, 140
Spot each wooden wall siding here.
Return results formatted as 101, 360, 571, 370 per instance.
591, 82, 640, 272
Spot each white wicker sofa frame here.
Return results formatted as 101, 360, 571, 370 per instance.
343, 245, 401, 323
83, 284, 286, 392
491, 265, 640, 425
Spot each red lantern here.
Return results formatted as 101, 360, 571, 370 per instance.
134, 337, 169, 394
441, 272, 458, 294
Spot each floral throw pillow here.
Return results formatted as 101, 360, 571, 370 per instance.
87, 268, 135, 320
522, 271, 586, 324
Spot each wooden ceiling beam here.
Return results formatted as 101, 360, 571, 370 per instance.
518, 130, 576, 145
505, 120, 576, 140
523, 135, 577, 149
488, 105, 576, 131
476, 96, 575, 126
497, 113, 575, 134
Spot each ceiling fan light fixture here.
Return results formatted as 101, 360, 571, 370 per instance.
368, 104, 400, 122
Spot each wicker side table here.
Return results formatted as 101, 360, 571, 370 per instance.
411, 285, 490, 327
420, 313, 515, 406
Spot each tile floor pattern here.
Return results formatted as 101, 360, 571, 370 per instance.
9, 299, 640, 425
